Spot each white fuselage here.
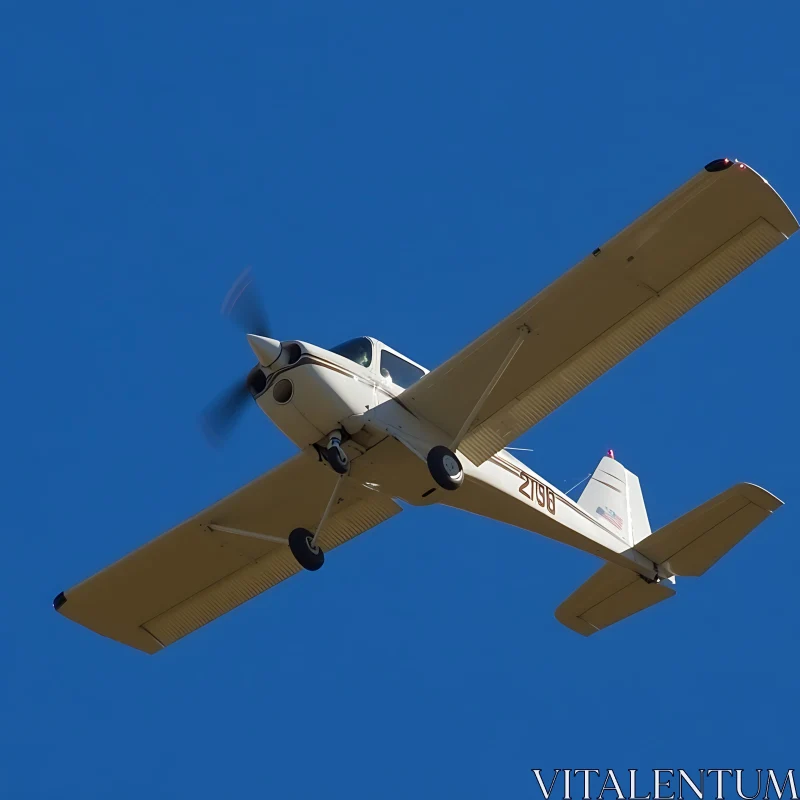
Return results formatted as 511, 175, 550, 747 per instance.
251, 337, 654, 576
255, 338, 394, 447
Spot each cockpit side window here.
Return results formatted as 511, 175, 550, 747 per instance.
329, 337, 373, 368
380, 350, 425, 389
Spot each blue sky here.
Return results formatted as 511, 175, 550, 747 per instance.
2, 2, 799, 797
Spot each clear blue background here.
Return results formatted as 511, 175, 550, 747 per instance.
2, 2, 798, 797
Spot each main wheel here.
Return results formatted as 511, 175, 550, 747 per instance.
427, 445, 464, 491
323, 446, 349, 475
288, 528, 325, 571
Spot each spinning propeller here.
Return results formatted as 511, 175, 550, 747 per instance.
201, 269, 276, 445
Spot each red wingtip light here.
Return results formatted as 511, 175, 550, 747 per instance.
606, 449, 615, 460
705, 157, 735, 173
738, 162, 747, 169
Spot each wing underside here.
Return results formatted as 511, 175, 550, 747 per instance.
396, 161, 798, 464
56, 451, 401, 653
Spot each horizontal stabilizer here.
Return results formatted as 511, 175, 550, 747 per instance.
555, 563, 675, 636
637, 483, 782, 576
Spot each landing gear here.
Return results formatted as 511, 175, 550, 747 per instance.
321, 429, 349, 475
287, 471, 348, 571
288, 528, 325, 571
427, 445, 464, 491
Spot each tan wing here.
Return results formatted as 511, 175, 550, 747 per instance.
55, 450, 401, 653
397, 160, 798, 465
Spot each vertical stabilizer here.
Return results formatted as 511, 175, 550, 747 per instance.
577, 453, 651, 547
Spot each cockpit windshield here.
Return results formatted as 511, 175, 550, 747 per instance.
329, 337, 373, 368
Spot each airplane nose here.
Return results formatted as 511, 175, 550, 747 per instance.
247, 334, 282, 368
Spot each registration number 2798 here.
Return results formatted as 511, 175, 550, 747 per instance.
519, 472, 556, 516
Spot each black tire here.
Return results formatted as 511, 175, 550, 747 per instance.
324, 446, 349, 475
288, 528, 325, 571
427, 445, 464, 491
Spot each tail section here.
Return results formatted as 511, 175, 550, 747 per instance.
577, 451, 651, 547
559, 452, 782, 636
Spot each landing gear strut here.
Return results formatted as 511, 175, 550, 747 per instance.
427, 445, 464, 491
288, 473, 346, 571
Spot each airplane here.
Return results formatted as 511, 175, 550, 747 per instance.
54, 157, 798, 653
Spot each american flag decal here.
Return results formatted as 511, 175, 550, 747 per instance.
596, 506, 624, 530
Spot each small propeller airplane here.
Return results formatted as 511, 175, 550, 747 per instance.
55, 158, 797, 652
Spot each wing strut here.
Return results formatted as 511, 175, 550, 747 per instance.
206, 524, 288, 546
451, 324, 530, 450
207, 472, 347, 553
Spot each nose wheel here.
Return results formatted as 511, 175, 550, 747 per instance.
427, 445, 464, 491
321, 430, 349, 475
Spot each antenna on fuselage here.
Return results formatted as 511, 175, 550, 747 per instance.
564, 473, 592, 498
